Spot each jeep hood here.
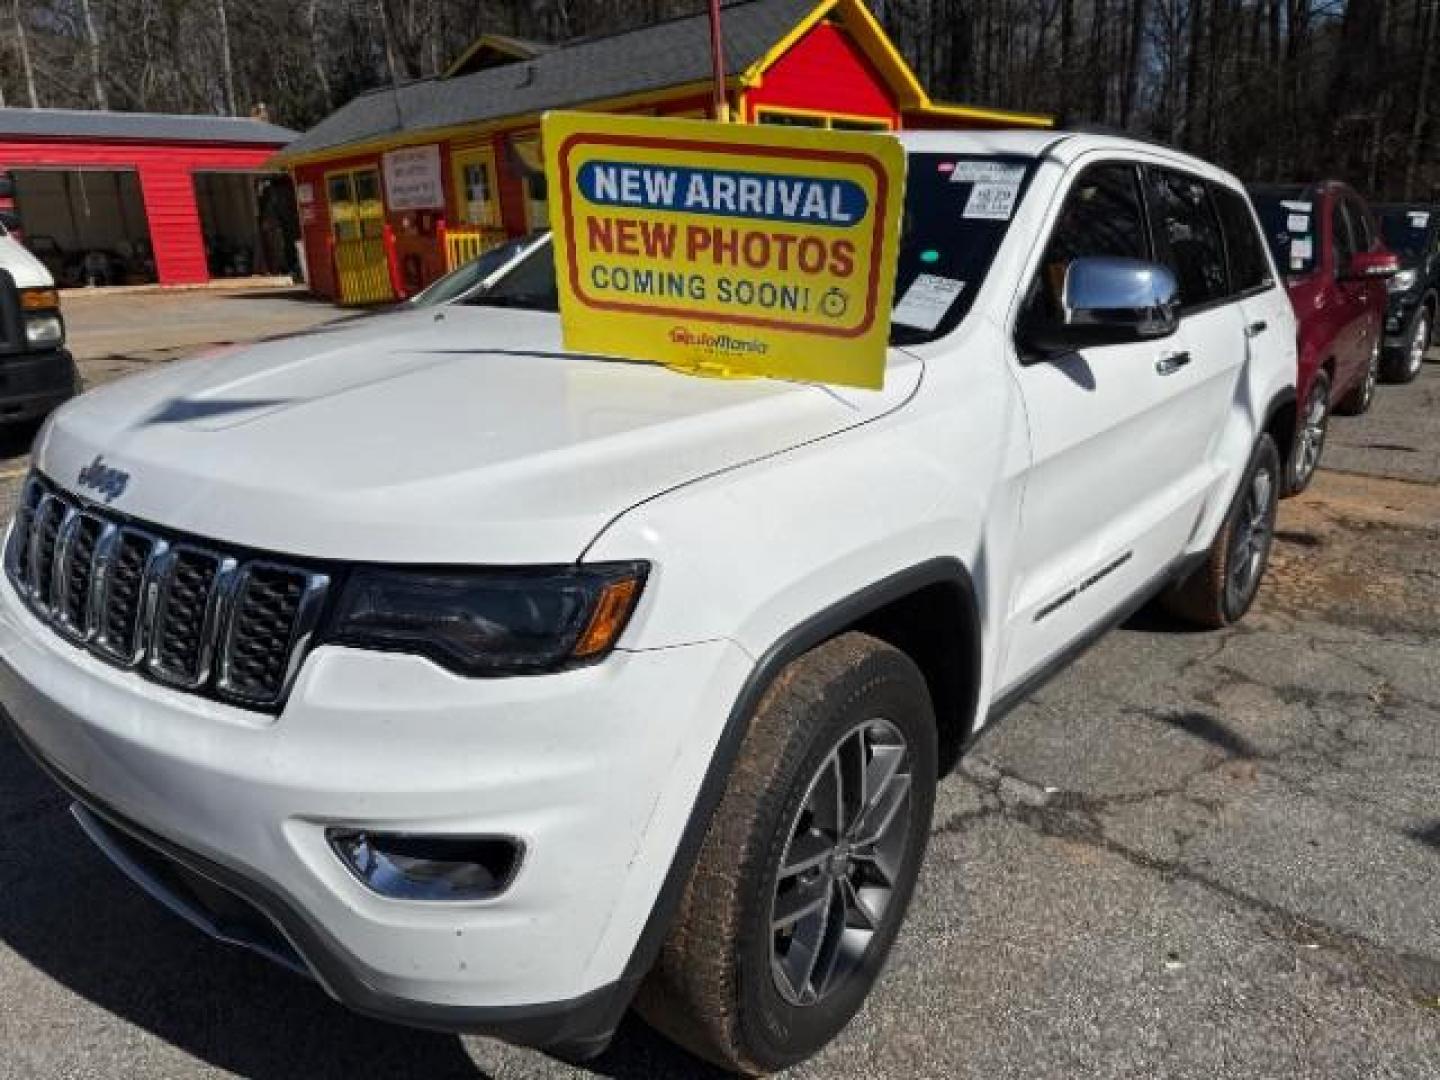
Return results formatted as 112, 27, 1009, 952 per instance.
36, 306, 922, 563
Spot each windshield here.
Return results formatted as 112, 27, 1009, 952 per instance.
462, 236, 559, 312
460, 154, 1037, 344
1249, 190, 1317, 276
411, 235, 537, 307
1379, 208, 1434, 262
889, 153, 1037, 345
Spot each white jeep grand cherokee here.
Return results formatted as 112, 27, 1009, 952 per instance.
0, 131, 1296, 1074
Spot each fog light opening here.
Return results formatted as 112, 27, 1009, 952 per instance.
328, 829, 522, 902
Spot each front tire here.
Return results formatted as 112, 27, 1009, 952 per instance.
636, 633, 938, 1075
1163, 435, 1280, 628
1383, 310, 1429, 384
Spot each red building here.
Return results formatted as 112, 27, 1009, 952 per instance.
0, 108, 296, 287
275, 0, 1052, 305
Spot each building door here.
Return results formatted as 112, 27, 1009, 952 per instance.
447, 145, 505, 270
452, 146, 500, 228
326, 166, 392, 304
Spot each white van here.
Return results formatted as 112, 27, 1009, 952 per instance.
0, 216, 78, 425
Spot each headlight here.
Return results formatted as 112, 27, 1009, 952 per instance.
1387, 269, 1418, 293
323, 561, 647, 675
24, 314, 64, 347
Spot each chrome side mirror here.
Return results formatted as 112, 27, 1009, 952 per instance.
1062, 256, 1181, 342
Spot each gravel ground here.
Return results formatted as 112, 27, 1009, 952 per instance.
0, 296, 1437, 1079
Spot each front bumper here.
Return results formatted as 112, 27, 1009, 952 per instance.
0, 572, 751, 1048
0, 347, 77, 423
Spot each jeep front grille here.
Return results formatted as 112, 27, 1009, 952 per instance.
4, 474, 328, 710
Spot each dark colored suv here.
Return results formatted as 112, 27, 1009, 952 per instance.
1248, 182, 1398, 494
1376, 204, 1439, 383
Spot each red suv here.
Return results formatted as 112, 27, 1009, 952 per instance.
1248, 182, 1398, 493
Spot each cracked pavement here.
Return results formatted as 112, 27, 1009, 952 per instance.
0, 300, 1436, 1078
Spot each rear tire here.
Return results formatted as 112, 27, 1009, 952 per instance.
1336, 341, 1379, 415
635, 633, 938, 1075
1382, 311, 1429, 384
1286, 371, 1329, 496
1162, 435, 1280, 629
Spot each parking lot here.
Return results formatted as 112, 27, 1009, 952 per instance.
0, 289, 1438, 1079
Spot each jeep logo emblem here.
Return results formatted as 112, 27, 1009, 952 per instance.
77, 455, 129, 503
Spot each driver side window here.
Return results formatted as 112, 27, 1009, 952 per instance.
1025, 162, 1150, 327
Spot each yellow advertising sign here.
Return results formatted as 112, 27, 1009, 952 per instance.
543, 111, 906, 390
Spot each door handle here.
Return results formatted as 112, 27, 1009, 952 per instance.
1155, 350, 1192, 375
1245, 320, 1268, 338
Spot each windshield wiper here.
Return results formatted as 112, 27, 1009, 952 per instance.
465, 294, 555, 311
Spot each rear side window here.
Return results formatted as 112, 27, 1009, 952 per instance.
1212, 186, 1273, 293
1145, 168, 1228, 308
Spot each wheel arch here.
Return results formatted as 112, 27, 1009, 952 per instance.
615, 557, 982, 993
1262, 385, 1299, 481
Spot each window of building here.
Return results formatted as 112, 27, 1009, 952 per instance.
755, 108, 892, 131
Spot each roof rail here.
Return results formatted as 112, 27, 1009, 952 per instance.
1058, 121, 1181, 153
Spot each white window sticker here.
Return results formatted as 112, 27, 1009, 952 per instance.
1290, 237, 1313, 261
948, 162, 1025, 186
1410, 211, 1431, 228
1287, 214, 1310, 232
1281, 200, 1312, 212
892, 274, 965, 331
965, 183, 1018, 220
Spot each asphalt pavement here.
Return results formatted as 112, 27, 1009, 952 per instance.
0, 292, 1437, 1078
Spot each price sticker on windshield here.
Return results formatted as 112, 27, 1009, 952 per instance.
544, 111, 905, 389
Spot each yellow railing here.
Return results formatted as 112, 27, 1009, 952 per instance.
334, 237, 395, 305
444, 226, 510, 270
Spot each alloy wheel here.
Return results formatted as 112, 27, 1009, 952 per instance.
1294, 381, 1327, 488
1361, 342, 1380, 407
1409, 315, 1430, 378
1228, 464, 1274, 608
770, 717, 912, 1007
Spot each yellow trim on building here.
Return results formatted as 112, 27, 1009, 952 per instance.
910, 100, 1054, 128
443, 33, 545, 78
272, 80, 731, 169
274, 4, 1054, 173
740, 0, 1048, 128
752, 104, 894, 130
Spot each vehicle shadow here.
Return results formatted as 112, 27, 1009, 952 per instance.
217, 287, 332, 306
0, 727, 720, 1078
0, 420, 41, 466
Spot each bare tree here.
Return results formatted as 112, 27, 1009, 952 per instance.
78, 0, 109, 109
217, 0, 238, 114
13, 0, 41, 108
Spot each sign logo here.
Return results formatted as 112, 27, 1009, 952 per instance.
77, 455, 129, 503
544, 112, 905, 389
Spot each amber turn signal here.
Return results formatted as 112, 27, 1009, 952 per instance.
20, 288, 59, 311
573, 575, 642, 657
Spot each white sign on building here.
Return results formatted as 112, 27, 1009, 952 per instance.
382, 145, 445, 210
